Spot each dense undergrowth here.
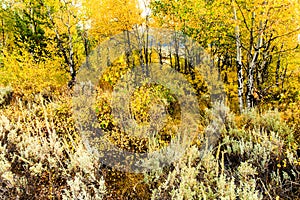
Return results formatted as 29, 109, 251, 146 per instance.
0, 94, 299, 199
0, 97, 106, 199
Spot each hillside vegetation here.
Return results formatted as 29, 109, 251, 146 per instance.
0, 0, 300, 199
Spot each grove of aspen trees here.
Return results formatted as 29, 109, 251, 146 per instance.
0, 0, 300, 199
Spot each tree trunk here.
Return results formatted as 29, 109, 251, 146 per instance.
144, 16, 150, 76
82, 27, 90, 69
234, 7, 244, 113
67, 17, 76, 88
169, 42, 173, 68
174, 32, 180, 72
276, 43, 284, 87
158, 43, 163, 69
134, 26, 145, 72
247, 19, 263, 108
124, 30, 132, 69
47, 7, 76, 88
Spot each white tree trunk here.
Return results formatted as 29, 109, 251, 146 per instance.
234, 7, 244, 113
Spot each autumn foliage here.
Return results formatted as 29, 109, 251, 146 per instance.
0, 0, 300, 199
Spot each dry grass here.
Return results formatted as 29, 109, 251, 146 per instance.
0, 95, 299, 199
